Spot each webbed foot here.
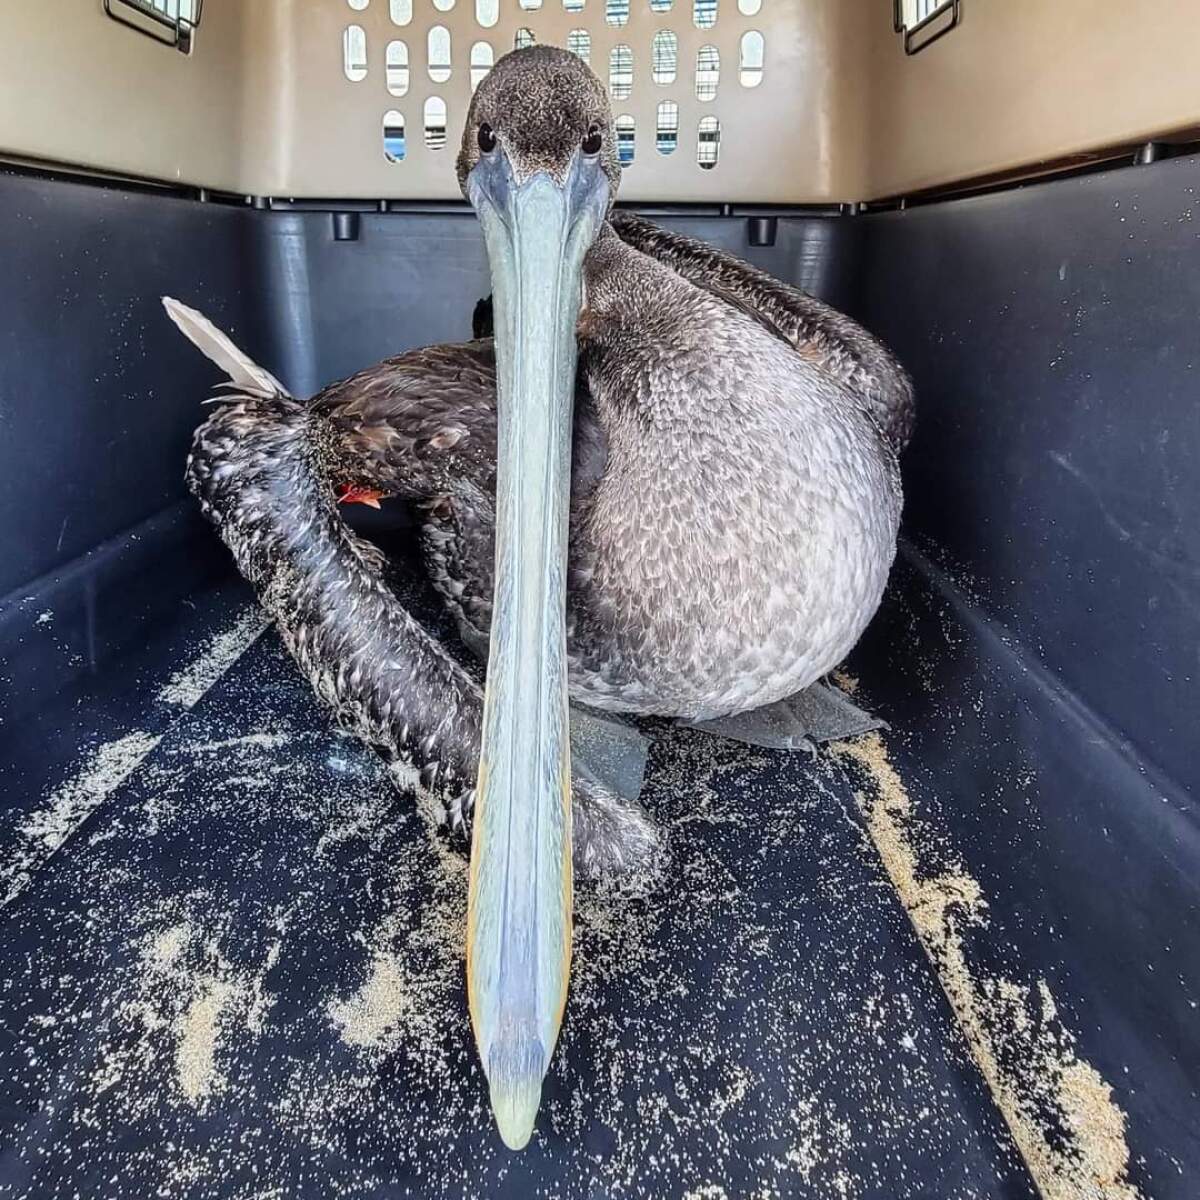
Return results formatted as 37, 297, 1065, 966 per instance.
570, 704, 660, 880
679, 678, 886, 753
570, 704, 651, 806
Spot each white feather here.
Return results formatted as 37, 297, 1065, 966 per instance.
161, 297, 290, 399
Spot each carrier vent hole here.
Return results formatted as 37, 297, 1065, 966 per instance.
567, 29, 591, 63
616, 114, 636, 165
428, 25, 452, 82
343, 25, 367, 82
470, 41, 494, 89
697, 114, 720, 168
424, 96, 448, 149
695, 44, 719, 100
739, 30, 763, 87
656, 101, 678, 154
609, 44, 633, 99
384, 110, 407, 162
652, 30, 677, 84
386, 41, 409, 96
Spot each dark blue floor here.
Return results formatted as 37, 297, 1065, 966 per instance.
2, 156, 1195, 1200
0, 571, 1034, 1200
855, 545, 1200, 1200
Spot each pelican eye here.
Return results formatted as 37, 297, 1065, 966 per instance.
477, 123, 497, 153
581, 126, 603, 155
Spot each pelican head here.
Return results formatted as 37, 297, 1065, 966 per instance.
456, 48, 617, 1150
456, 45, 621, 212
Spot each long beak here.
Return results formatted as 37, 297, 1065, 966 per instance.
465, 150, 608, 1149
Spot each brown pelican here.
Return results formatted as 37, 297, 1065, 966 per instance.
166, 47, 911, 1150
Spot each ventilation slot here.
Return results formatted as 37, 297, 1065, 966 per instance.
697, 114, 720, 168
384, 110, 406, 162
895, 0, 961, 54
342, 25, 367, 82
656, 101, 678, 155
470, 41, 494, 90
695, 44, 719, 101
609, 44, 633, 100
739, 30, 763, 87
386, 41, 409, 97
424, 97, 448, 149
428, 25, 452, 82
652, 31, 677, 85
567, 29, 591, 64
616, 114, 636, 166
104, 0, 204, 52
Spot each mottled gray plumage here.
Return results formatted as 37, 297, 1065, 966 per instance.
607, 211, 915, 455
178, 46, 912, 879
185, 385, 657, 880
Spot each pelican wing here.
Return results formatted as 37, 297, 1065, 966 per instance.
310, 341, 499, 496
609, 211, 914, 453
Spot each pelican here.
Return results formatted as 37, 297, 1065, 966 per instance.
166, 47, 912, 1150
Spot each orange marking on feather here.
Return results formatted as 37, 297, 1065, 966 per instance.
336, 483, 387, 509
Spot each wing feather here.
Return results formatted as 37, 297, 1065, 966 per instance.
162, 297, 290, 399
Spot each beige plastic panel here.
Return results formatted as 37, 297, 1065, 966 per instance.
862, 0, 1200, 200
0, 1, 249, 192
4, 2, 1200, 204
247, 0, 865, 202
0, 0, 865, 202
